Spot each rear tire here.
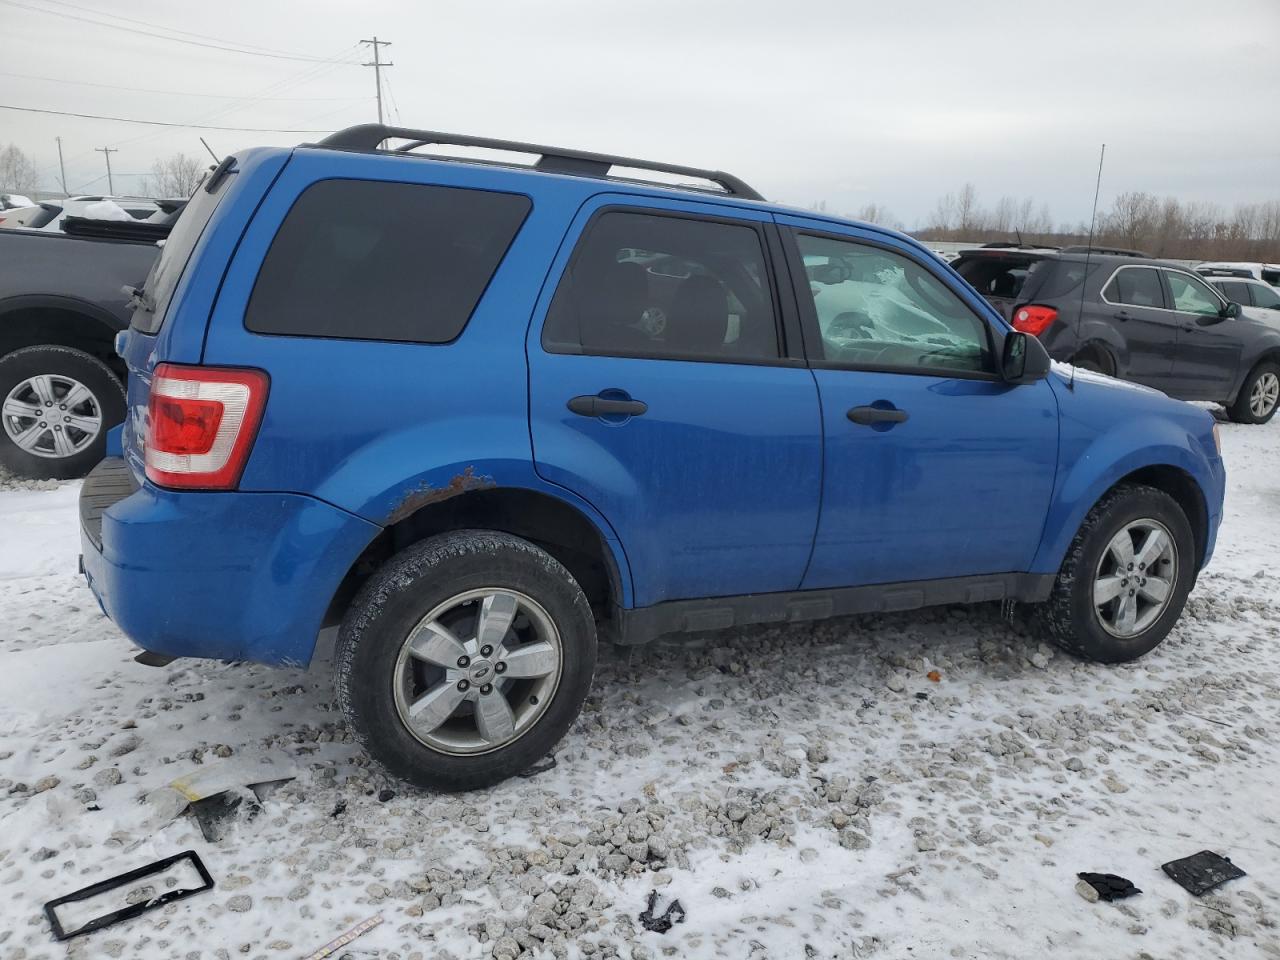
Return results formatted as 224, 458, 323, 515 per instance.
1035, 484, 1195, 663
0, 345, 124, 480
1072, 345, 1114, 377
336, 530, 597, 791
1226, 362, 1279, 424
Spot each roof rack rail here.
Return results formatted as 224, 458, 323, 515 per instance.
1060, 245, 1149, 258
316, 124, 765, 202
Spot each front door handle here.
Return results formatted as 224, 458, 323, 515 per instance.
847, 405, 908, 426
567, 395, 648, 418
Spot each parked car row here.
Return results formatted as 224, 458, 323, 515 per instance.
953, 246, 1280, 424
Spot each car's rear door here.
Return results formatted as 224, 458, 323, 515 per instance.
1098, 265, 1180, 388
526, 195, 822, 607
776, 216, 1058, 588
1163, 268, 1242, 400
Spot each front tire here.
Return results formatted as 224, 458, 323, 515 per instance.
0, 345, 124, 479
1226, 362, 1279, 424
1035, 484, 1195, 663
336, 530, 597, 791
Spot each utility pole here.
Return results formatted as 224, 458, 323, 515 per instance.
55, 137, 69, 196
360, 36, 393, 125
95, 146, 118, 195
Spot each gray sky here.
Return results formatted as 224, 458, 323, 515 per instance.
2, 0, 1277, 227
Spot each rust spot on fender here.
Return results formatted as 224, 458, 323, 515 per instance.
386, 467, 496, 524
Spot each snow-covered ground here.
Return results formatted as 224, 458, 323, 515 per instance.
1, 423, 1277, 960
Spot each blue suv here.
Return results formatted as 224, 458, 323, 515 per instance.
79, 125, 1226, 790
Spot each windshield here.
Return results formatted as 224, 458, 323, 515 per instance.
130, 168, 232, 335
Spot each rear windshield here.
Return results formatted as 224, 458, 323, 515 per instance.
244, 179, 531, 344
130, 169, 231, 335
953, 254, 1044, 300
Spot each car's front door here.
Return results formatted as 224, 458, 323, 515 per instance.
527, 197, 822, 607
1099, 265, 1181, 388
776, 218, 1059, 588
1163, 268, 1242, 401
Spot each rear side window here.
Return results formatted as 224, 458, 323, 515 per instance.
132, 171, 231, 335
543, 210, 779, 362
246, 180, 530, 343
1103, 267, 1164, 308
1214, 280, 1250, 304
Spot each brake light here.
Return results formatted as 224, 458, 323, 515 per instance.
1012, 304, 1058, 336
145, 364, 268, 490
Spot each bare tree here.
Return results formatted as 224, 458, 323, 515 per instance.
854, 202, 899, 229
143, 153, 206, 198
0, 144, 40, 196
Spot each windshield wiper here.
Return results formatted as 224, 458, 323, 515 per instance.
121, 284, 154, 312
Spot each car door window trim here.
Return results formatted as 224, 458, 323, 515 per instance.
541, 203, 799, 368
780, 225, 1004, 381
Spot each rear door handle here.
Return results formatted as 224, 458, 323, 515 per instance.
1114, 310, 1131, 321
847, 405, 908, 425
567, 395, 648, 418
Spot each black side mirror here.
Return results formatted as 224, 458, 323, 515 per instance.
1001, 331, 1050, 384
1221, 301, 1241, 319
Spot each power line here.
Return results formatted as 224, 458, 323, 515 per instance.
32, 0, 337, 59
0, 103, 338, 133
0, 0, 358, 63
0, 70, 371, 102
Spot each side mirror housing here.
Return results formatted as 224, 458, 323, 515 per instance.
1001, 331, 1050, 384
1221, 301, 1241, 319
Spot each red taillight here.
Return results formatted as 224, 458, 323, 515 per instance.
1012, 304, 1058, 336
145, 364, 268, 490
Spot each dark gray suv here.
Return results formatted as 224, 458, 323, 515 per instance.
954, 247, 1280, 424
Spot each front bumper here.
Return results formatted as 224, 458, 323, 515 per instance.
80, 458, 380, 666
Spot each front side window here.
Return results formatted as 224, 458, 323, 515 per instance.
1103, 267, 1164, 308
1165, 270, 1224, 316
1249, 282, 1280, 309
796, 234, 991, 374
544, 210, 779, 362
246, 179, 530, 343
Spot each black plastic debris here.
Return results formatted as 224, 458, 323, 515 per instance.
189, 790, 260, 843
1162, 851, 1246, 896
638, 890, 686, 933
1077, 872, 1141, 901
44, 850, 213, 941
517, 756, 558, 779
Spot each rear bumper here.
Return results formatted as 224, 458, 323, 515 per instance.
80, 458, 380, 666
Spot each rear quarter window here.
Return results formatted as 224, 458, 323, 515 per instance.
245, 179, 531, 344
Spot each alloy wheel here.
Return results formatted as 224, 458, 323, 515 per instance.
392, 588, 563, 756
1092, 518, 1178, 639
1250, 372, 1279, 418
1, 374, 102, 459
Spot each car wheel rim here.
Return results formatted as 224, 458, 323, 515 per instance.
1249, 372, 1279, 417
392, 588, 563, 756
1092, 518, 1178, 639
1, 374, 102, 459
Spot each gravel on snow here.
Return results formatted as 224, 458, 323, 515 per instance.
0, 426, 1277, 960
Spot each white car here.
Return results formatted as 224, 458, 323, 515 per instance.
0, 195, 163, 231
1195, 261, 1280, 288
1205, 275, 1280, 314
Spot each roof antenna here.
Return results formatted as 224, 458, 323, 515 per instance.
199, 137, 221, 164
1015, 227, 1023, 247
1070, 143, 1106, 392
